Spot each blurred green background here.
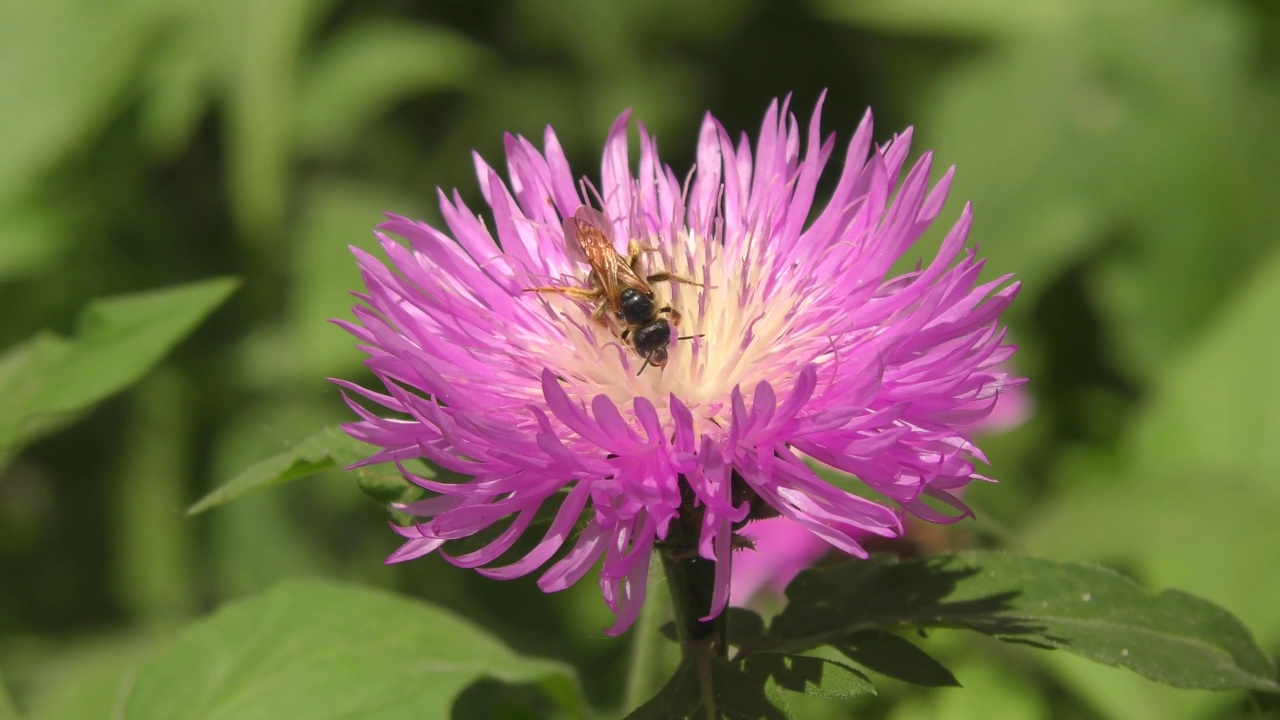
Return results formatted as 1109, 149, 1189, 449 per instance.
2, 0, 1278, 717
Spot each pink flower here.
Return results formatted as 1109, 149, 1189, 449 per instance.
729, 381, 1032, 606
336, 95, 1021, 634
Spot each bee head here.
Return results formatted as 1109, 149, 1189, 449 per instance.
631, 321, 672, 375
644, 344, 670, 369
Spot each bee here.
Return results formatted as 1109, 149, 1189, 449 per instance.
525, 206, 701, 374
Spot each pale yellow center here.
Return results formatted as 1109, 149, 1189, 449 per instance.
529, 231, 807, 435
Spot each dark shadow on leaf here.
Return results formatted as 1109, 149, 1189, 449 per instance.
626, 657, 794, 719
711, 657, 792, 719
759, 552, 1280, 694
746, 653, 831, 693
728, 607, 767, 657
743, 653, 875, 699
765, 555, 1050, 655
834, 629, 961, 687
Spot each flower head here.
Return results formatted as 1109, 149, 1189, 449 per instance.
337, 95, 1021, 635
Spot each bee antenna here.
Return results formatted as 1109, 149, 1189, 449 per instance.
677, 333, 705, 341
636, 358, 652, 376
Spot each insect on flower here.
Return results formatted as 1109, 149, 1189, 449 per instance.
524, 206, 702, 374
337, 95, 1024, 635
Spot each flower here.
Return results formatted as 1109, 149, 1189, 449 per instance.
336, 94, 1022, 635
729, 379, 1032, 606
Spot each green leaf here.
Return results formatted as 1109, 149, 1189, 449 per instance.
0, 668, 21, 720
0, 277, 238, 468
0, 0, 155, 205
117, 579, 581, 719
187, 425, 373, 515
770, 552, 1280, 693
833, 629, 961, 688
902, 658, 1051, 720
742, 653, 874, 699
295, 21, 484, 155
15, 632, 163, 720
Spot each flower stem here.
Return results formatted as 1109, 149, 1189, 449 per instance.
657, 504, 727, 718
658, 543, 727, 660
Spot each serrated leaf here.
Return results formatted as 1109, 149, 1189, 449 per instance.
742, 653, 874, 699
117, 579, 580, 719
834, 629, 961, 688
0, 278, 238, 468
187, 425, 373, 514
295, 21, 484, 155
770, 552, 1280, 693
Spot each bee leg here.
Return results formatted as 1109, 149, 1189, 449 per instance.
591, 302, 611, 325
523, 285, 602, 303
658, 306, 682, 327
627, 241, 703, 287
645, 271, 703, 288
626, 240, 666, 273
627, 239, 659, 258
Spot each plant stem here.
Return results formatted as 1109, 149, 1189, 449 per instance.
657, 504, 728, 718
658, 543, 727, 661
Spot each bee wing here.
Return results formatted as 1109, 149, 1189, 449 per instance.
565, 207, 629, 311
608, 252, 650, 294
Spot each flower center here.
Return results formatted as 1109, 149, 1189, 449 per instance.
527, 227, 810, 435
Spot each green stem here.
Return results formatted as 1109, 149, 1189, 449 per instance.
659, 544, 727, 661
657, 505, 728, 719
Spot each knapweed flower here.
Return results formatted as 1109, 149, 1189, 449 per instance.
336, 95, 1021, 635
